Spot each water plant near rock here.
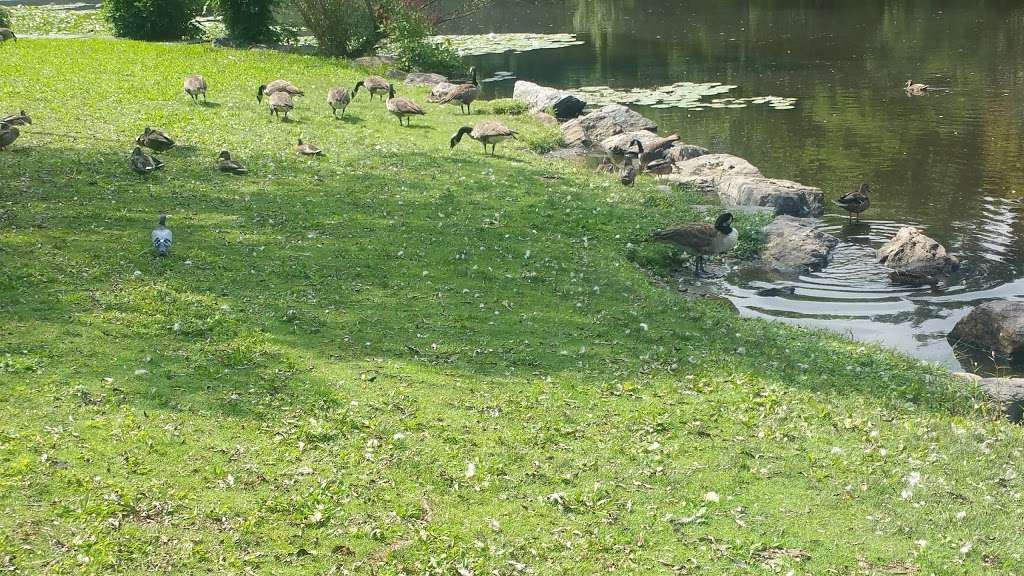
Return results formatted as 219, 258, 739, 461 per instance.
431, 32, 584, 55
572, 82, 798, 111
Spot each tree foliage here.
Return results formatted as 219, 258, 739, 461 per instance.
103, 0, 202, 40
218, 0, 279, 44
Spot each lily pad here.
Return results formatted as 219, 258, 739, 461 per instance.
569, 81, 798, 111
431, 33, 585, 56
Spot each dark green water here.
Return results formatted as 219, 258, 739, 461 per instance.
444, 1, 1024, 371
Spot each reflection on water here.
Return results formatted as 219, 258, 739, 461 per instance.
445, 0, 1024, 372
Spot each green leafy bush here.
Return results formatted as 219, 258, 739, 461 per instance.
292, 0, 377, 57
0, 6, 11, 28
103, 0, 202, 40
486, 98, 528, 116
218, 0, 278, 44
374, 0, 462, 75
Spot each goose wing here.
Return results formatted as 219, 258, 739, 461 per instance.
365, 76, 390, 90
652, 223, 716, 251
472, 121, 515, 139
438, 83, 479, 104
391, 97, 424, 115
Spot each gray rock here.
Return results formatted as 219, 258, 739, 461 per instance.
665, 143, 709, 163
513, 81, 587, 119
354, 55, 397, 67
384, 69, 408, 80
718, 176, 825, 218
661, 154, 762, 194
544, 145, 589, 162
978, 378, 1024, 423
404, 72, 448, 86
598, 130, 661, 156
877, 227, 960, 273
759, 216, 839, 273
949, 300, 1024, 357
531, 111, 559, 126
561, 104, 658, 148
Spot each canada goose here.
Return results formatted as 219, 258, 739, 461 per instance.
136, 127, 175, 152
130, 146, 164, 174
619, 154, 638, 186
0, 122, 19, 151
256, 80, 303, 103
327, 87, 351, 117
1, 110, 30, 126
651, 212, 738, 277
0, 28, 15, 42
428, 81, 454, 103
385, 84, 425, 126
216, 150, 247, 174
449, 120, 517, 154
268, 91, 293, 120
436, 67, 480, 114
835, 183, 870, 221
353, 76, 390, 101
183, 74, 207, 104
604, 134, 678, 167
295, 138, 322, 156
905, 79, 928, 94
151, 214, 172, 256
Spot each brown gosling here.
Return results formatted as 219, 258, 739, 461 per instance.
183, 74, 207, 104
216, 150, 247, 175
295, 138, 322, 156
385, 84, 425, 127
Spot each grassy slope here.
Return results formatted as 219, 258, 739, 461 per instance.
0, 39, 1021, 575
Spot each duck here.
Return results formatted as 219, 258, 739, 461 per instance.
136, 127, 175, 151
651, 212, 738, 277
183, 74, 207, 104
327, 86, 351, 117
835, 183, 870, 221
449, 120, 517, 154
1, 110, 30, 126
0, 28, 15, 42
644, 158, 674, 175
267, 91, 294, 120
905, 79, 928, 94
353, 76, 390, 101
0, 122, 19, 151
130, 146, 164, 174
295, 138, 322, 156
436, 67, 480, 114
619, 154, 638, 186
385, 84, 425, 126
216, 150, 247, 174
256, 80, 303, 103
151, 214, 172, 256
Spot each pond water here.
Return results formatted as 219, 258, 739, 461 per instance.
442, 0, 1024, 373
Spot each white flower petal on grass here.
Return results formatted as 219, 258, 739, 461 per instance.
465, 461, 476, 478
704, 491, 720, 503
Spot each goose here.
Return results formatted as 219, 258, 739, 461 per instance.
136, 127, 175, 152
428, 81, 454, 103
835, 183, 870, 221
619, 154, 638, 186
216, 150, 247, 174
651, 212, 738, 277
1, 110, 30, 126
905, 79, 928, 94
353, 76, 390, 101
267, 91, 293, 120
0, 28, 15, 42
256, 80, 303, 103
151, 214, 172, 256
0, 122, 18, 151
130, 146, 163, 174
450, 120, 517, 154
327, 87, 351, 117
183, 74, 207, 104
295, 138, 322, 156
436, 67, 480, 114
385, 84, 425, 126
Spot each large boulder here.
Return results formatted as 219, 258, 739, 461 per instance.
953, 373, 1024, 424
949, 300, 1024, 358
598, 130, 662, 158
561, 104, 657, 148
661, 154, 762, 194
877, 227, 960, 273
354, 55, 396, 67
717, 176, 825, 218
513, 81, 587, 119
404, 72, 448, 86
760, 216, 839, 273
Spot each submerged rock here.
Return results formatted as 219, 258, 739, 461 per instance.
877, 227, 960, 273
949, 300, 1024, 358
513, 81, 587, 119
561, 104, 657, 148
759, 216, 839, 273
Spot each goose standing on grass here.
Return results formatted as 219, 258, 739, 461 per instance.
136, 127, 175, 151
437, 67, 480, 114
619, 153, 638, 186
450, 120, 517, 155
1, 110, 30, 126
216, 150, 247, 174
651, 212, 738, 278
905, 79, 928, 94
295, 138, 322, 156
353, 76, 390, 101
0, 122, 19, 151
151, 215, 172, 256
268, 91, 294, 120
327, 86, 351, 117
835, 183, 870, 221
130, 146, 163, 174
385, 84, 425, 127
257, 80, 303, 103
183, 74, 207, 104
0, 28, 15, 42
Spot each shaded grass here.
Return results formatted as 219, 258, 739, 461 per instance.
1, 38, 1022, 575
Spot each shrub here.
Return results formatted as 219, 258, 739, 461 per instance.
292, 0, 377, 57
487, 98, 528, 116
374, 0, 462, 75
218, 0, 279, 44
104, 0, 202, 40
0, 6, 11, 28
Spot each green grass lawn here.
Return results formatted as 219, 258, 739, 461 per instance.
1, 38, 1022, 575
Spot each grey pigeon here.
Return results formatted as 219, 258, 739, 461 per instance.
151, 214, 172, 256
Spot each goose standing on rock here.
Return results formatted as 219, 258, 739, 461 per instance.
1, 110, 30, 126
0, 28, 15, 42
130, 146, 163, 174
651, 213, 738, 278
385, 84, 425, 127
437, 67, 480, 114
327, 86, 351, 117
151, 214, 172, 256
450, 120, 517, 155
136, 127, 175, 151
257, 80, 303, 103
0, 122, 19, 151
353, 76, 390, 101
295, 138, 322, 156
268, 91, 294, 120
216, 150, 247, 174
835, 183, 870, 221
183, 74, 207, 104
